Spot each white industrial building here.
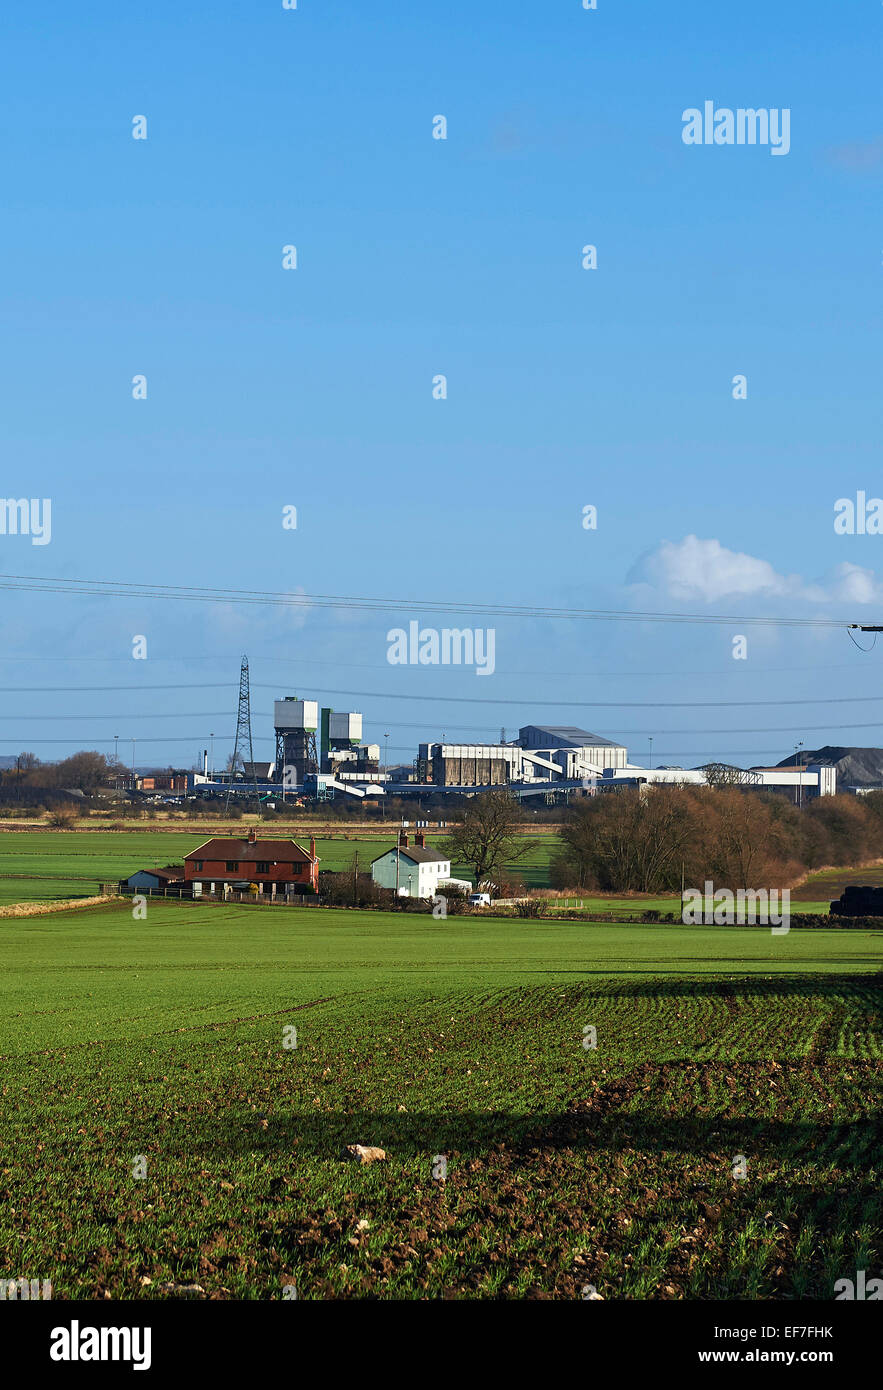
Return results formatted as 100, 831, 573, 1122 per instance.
371, 832, 471, 898
598, 764, 837, 797
518, 725, 629, 770
418, 725, 628, 788
415, 719, 836, 800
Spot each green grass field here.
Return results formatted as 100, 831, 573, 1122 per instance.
0, 829, 559, 895
548, 895, 832, 917
0, 898, 879, 1299
0, 829, 851, 912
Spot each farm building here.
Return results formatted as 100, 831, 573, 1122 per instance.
184, 828, 319, 897
123, 866, 184, 891
371, 831, 469, 899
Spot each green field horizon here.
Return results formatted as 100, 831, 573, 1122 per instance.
0, 829, 873, 914
1, 898, 880, 1299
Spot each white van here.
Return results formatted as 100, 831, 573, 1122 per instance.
468, 892, 492, 907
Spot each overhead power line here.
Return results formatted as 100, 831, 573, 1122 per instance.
0, 651, 875, 679
0, 680, 882, 710
0, 683, 234, 694
252, 685, 883, 711
1, 714, 882, 737
0, 573, 864, 629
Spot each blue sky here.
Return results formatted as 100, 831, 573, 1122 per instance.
1, 0, 882, 770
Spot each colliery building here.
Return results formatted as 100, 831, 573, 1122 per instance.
417, 725, 628, 787
414, 723, 836, 800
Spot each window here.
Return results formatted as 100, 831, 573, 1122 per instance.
256, 861, 270, 873
194, 861, 203, 872
225, 861, 238, 872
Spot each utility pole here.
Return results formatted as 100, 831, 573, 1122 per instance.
648, 736, 653, 770
795, 739, 804, 809
353, 850, 359, 906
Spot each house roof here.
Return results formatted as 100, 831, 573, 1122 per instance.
129, 865, 184, 881
371, 845, 449, 865
184, 838, 316, 863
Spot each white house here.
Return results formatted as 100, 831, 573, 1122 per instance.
371, 832, 465, 898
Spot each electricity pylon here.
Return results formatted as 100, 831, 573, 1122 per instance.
226, 655, 262, 814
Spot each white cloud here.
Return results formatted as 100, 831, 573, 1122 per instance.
209, 589, 312, 639
627, 535, 883, 606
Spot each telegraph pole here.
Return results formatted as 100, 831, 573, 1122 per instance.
795, 739, 804, 809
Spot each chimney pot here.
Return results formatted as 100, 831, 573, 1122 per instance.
248, 827, 256, 844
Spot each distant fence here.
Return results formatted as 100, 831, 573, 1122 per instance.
118, 887, 325, 908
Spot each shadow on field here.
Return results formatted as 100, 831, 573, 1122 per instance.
172, 1069, 882, 1165
596, 973, 882, 994
583, 973, 883, 996
188, 1113, 883, 1162
585, 973, 883, 1019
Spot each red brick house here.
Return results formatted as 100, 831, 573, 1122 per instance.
184, 828, 319, 897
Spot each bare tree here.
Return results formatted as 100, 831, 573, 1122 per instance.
560, 787, 701, 893
441, 789, 537, 888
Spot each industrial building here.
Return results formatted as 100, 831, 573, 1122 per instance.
273, 696, 379, 791
274, 697, 319, 786
519, 726, 629, 767
411, 722, 836, 801
417, 725, 629, 788
205, 666, 839, 807
596, 763, 837, 799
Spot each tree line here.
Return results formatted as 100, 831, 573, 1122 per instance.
552, 785, 883, 893
0, 751, 116, 794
